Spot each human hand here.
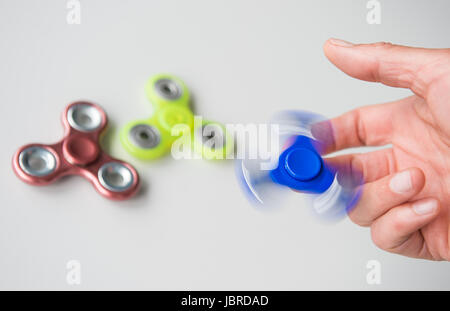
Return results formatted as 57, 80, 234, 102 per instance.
323, 38, 450, 261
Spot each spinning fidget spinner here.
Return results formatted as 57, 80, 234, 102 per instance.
13, 102, 140, 200
120, 74, 233, 160
236, 110, 363, 221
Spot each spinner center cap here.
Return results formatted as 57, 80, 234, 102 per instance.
63, 136, 100, 166
284, 147, 322, 181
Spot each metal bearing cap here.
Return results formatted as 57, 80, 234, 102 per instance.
98, 162, 135, 192
120, 120, 171, 160
155, 79, 182, 100
18, 146, 57, 177
145, 74, 190, 110
129, 124, 161, 149
67, 103, 104, 132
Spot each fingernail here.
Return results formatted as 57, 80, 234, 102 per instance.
389, 171, 413, 194
413, 199, 437, 215
329, 38, 354, 47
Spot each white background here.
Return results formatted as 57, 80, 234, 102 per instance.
0, 0, 449, 290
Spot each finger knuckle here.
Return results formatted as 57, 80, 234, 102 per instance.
348, 209, 371, 227
353, 108, 367, 146
370, 228, 388, 250
390, 217, 406, 233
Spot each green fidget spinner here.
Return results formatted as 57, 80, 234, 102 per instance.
120, 74, 233, 160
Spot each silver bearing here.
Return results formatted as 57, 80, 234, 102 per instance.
128, 124, 161, 149
154, 78, 182, 100
19, 146, 57, 177
67, 103, 103, 132
98, 162, 134, 192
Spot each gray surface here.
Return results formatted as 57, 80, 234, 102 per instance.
0, 0, 449, 290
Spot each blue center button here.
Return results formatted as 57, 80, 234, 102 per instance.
270, 135, 334, 193
284, 148, 322, 181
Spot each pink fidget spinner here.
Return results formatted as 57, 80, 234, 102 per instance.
12, 101, 140, 200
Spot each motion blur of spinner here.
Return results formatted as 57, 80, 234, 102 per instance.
235, 110, 363, 222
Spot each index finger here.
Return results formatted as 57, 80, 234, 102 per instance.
312, 97, 414, 153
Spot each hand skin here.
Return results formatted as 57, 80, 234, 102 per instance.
323, 38, 450, 261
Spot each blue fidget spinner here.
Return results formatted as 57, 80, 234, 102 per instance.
235, 110, 363, 221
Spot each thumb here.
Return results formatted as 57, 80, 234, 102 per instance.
323, 38, 450, 98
